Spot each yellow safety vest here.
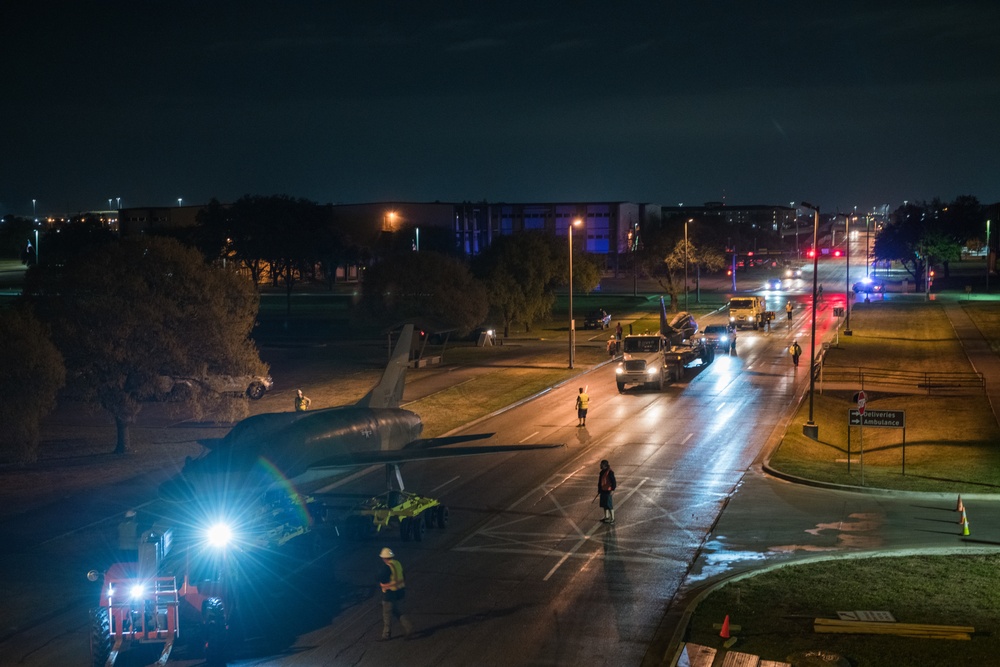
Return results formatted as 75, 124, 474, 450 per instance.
577, 393, 589, 410
295, 396, 309, 411
384, 559, 406, 591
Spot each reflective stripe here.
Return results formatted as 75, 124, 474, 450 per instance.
385, 559, 406, 591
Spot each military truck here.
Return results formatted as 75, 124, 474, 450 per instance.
728, 296, 768, 330
615, 299, 714, 392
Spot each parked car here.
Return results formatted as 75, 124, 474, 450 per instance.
703, 324, 737, 353
159, 374, 274, 400
583, 309, 611, 329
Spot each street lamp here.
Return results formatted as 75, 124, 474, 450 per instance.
987, 219, 992, 294
177, 198, 183, 207
833, 213, 853, 335
684, 218, 692, 311
568, 217, 583, 369
800, 201, 822, 440
32, 199, 36, 220
34, 228, 39, 265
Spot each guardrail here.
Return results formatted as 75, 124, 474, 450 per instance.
819, 366, 984, 394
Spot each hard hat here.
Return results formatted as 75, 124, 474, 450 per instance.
125, 509, 137, 518
379, 547, 395, 559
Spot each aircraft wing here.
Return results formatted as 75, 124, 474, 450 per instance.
403, 433, 494, 449
310, 442, 564, 470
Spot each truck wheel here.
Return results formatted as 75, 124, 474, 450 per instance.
202, 597, 228, 667
399, 518, 412, 541
616, 382, 625, 394
90, 607, 111, 667
658, 373, 664, 390
246, 381, 267, 400
435, 505, 450, 528
412, 514, 426, 542
753, 321, 759, 330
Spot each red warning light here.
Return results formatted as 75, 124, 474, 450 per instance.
833, 249, 842, 257
807, 249, 816, 258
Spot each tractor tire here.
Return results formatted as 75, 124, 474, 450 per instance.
246, 381, 267, 400
399, 518, 412, 541
89, 607, 112, 667
412, 513, 426, 541
202, 597, 228, 667
435, 505, 450, 529
616, 382, 625, 394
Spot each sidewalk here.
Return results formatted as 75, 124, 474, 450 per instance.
653, 294, 1000, 666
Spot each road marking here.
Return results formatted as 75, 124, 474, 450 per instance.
542, 478, 647, 581
430, 476, 460, 494
519, 431, 540, 443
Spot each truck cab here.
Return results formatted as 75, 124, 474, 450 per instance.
616, 334, 669, 392
728, 296, 767, 330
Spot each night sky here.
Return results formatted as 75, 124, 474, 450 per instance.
3, 1, 998, 217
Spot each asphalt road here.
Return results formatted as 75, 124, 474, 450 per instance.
0, 262, 852, 667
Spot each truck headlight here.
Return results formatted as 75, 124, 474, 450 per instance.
615, 366, 623, 375
720, 335, 728, 343
647, 366, 658, 376
729, 316, 736, 322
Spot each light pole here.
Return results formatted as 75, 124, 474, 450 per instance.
987, 219, 992, 294
109, 198, 113, 210
178, 198, 183, 207
34, 228, 39, 265
800, 201, 822, 440
834, 213, 853, 335
684, 218, 692, 311
32, 199, 36, 220
116, 197, 121, 209
568, 217, 582, 369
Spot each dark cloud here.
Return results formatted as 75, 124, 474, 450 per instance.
2, 1, 997, 216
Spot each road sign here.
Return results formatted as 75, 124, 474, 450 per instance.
854, 390, 867, 415
848, 409, 905, 428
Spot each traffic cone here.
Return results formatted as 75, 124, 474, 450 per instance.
719, 615, 731, 639
958, 508, 967, 525
962, 515, 970, 537
956, 495, 965, 512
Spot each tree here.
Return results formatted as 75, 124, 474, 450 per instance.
472, 232, 566, 336
24, 237, 267, 455
0, 307, 65, 463
195, 195, 345, 310
357, 251, 488, 334
874, 201, 963, 289
634, 219, 725, 311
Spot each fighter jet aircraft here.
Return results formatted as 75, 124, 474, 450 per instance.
160, 324, 562, 503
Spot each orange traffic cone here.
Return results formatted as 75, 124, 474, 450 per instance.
962, 516, 970, 537
956, 495, 965, 512
958, 508, 967, 525
719, 615, 731, 639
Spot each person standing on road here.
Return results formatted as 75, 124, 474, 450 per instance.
294, 389, 312, 412
785, 301, 793, 321
575, 387, 590, 427
615, 322, 623, 340
789, 341, 802, 367
598, 460, 617, 524
377, 547, 414, 640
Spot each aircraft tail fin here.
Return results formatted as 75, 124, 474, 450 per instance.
358, 323, 414, 409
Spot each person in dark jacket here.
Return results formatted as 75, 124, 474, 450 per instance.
598, 460, 617, 524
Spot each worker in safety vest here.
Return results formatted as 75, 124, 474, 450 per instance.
785, 301, 793, 321
575, 387, 590, 427
789, 341, 802, 367
377, 547, 414, 640
294, 389, 311, 412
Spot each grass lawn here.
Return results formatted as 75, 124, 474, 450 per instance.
687, 554, 1000, 667
769, 301, 1000, 492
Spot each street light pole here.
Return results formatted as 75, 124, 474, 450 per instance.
838, 213, 852, 335
987, 219, 992, 294
568, 218, 582, 369
800, 201, 821, 440
684, 218, 692, 311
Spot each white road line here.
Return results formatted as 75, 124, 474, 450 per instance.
430, 476, 460, 494
519, 431, 540, 443
542, 478, 648, 581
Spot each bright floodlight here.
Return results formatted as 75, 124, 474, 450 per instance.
130, 584, 145, 599
206, 522, 234, 548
